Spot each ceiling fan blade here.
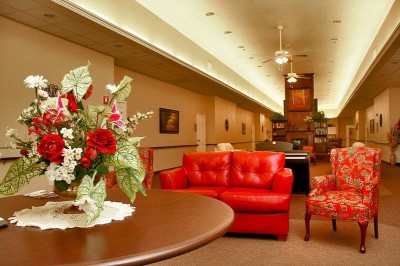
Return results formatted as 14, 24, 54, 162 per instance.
291, 54, 308, 57
262, 58, 274, 63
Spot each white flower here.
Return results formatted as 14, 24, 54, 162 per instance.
60, 128, 74, 140
5, 128, 17, 138
24, 75, 48, 89
74, 196, 97, 213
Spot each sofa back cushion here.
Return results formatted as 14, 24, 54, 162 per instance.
183, 152, 232, 187
231, 151, 285, 189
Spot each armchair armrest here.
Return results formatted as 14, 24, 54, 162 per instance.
362, 178, 380, 213
159, 167, 188, 189
272, 168, 294, 194
308, 174, 335, 197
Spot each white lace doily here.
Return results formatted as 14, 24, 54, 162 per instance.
9, 201, 135, 230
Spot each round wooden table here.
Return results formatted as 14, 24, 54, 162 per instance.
0, 189, 234, 265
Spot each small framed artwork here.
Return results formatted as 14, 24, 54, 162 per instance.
159, 108, 179, 134
288, 88, 312, 111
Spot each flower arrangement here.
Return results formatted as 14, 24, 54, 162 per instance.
304, 116, 313, 125
387, 118, 400, 153
0, 64, 153, 224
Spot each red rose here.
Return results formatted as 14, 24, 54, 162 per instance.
83, 84, 93, 100
80, 156, 91, 168
86, 129, 117, 154
37, 134, 65, 163
61, 93, 78, 112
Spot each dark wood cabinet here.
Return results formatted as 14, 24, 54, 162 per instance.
272, 120, 287, 141
314, 120, 328, 158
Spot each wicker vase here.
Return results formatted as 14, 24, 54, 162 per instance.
53, 181, 84, 214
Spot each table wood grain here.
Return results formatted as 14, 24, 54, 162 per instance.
0, 189, 234, 265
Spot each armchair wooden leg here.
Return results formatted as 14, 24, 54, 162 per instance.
304, 213, 311, 241
332, 219, 337, 231
358, 221, 369, 254
374, 215, 379, 239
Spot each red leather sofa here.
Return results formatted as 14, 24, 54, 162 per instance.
159, 151, 294, 240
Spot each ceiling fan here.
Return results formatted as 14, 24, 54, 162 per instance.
285, 58, 311, 83
262, 25, 307, 64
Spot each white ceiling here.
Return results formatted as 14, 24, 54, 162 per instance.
1, 0, 400, 118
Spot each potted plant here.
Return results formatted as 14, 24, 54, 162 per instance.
269, 112, 286, 121
312, 111, 327, 120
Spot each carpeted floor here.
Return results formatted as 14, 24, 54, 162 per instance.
150, 161, 400, 265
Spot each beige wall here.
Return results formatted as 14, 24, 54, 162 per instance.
0, 16, 114, 158
364, 87, 400, 162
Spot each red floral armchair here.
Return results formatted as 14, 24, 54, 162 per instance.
304, 146, 381, 253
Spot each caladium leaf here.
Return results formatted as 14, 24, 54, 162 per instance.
103, 137, 142, 170
0, 157, 43, 195
113, 76, 132, 101
115, 166, 146, 203
75, 174, 106, 225
60, 65, 92, 102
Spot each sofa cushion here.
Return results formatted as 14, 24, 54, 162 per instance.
231, 151, 285, 189
219, 187, 291, 213
183, 152, 231, 187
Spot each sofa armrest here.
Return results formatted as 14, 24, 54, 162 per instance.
159, 167, 188, 189
308, 174, 335, 197
272, 168, 294, 194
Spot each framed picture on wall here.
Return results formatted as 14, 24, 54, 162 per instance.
159, 108, 179, 133
288, 88, 312, 111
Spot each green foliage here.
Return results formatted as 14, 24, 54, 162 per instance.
103, 137, 145, 202
60, 64, 92, 101
269, 112, 286, 121
76, 174, 106, 225
113, 76, 132, 101
312, 111, 327, 120
0, 157, 44, 195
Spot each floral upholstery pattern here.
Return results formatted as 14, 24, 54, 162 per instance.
305, 146, 381, 253
306, 147, 381, 222
106, 147, 154, 189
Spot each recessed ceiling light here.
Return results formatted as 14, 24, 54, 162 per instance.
43, 13, 55, 18
206, 12, 215, 16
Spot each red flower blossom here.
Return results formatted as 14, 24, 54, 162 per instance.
20, 149, 29, 156
37, 134, 65, 163
84, 147, 98, 160
80, 156, 91, 168
61, 93, 78, 112
83, 84, 93, 100
86, 129, 117, 154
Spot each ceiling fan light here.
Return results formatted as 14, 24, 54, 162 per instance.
288, 77, 297, 83
275, 56, 288, 64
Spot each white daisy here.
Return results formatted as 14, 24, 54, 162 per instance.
23, 75, 48, 89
